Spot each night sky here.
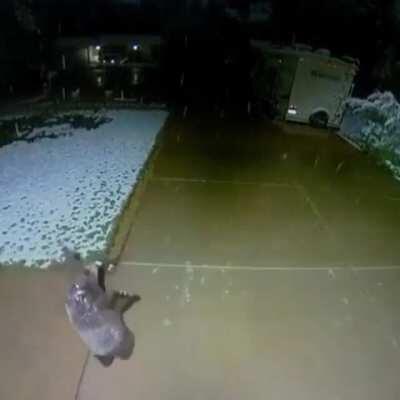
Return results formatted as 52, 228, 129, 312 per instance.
3, 1, 395, 51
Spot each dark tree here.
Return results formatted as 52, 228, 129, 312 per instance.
14, 0, 38, 33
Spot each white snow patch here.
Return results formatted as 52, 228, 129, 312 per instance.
0, 110, 168, 267
184, 287, 191, 304
186, 265, 194, 281
107, 263, 116, 272
163, 318, 172, 327
186, 265, 194, 273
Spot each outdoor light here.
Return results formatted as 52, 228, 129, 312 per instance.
288, 106, 297, 115
96, 45, 101, 51
111, 59, 115, 64
133, 44, 139, 51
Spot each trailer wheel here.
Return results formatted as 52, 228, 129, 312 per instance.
309, 110, 329, 128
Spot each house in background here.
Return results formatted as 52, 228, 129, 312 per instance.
54, 34, 164, 101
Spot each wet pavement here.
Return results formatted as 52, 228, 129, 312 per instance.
122, 115, 400, 269
0, 268, 88, 400
2, 114, 400, 399
77, 115, 400, 399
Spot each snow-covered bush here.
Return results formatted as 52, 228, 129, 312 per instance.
0, 111, 111, 147
341, 91, 400, 178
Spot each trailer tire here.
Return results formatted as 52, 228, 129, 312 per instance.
309, 110, 329, 128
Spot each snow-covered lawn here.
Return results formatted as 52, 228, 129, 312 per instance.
0, 109, 168, 268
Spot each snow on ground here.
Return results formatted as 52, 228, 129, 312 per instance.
0, 109, 168, 268
341, 91, 400, 179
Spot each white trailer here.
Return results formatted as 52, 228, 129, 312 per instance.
251, 41, 359, 128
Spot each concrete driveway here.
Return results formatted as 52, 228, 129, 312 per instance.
0, 268, 88, 400
78, 115, 400, 400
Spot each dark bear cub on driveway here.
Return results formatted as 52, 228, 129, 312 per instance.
65, 262, 140, 366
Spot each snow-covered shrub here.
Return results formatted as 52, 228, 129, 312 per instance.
341, 91, 400, 178
0, 110, 111, 147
